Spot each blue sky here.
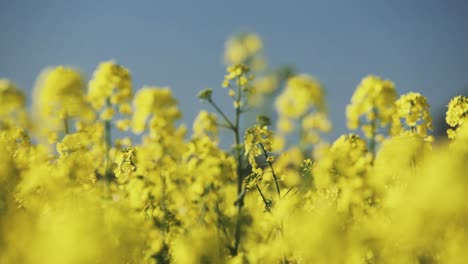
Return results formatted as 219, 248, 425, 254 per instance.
1, 0, 467, 140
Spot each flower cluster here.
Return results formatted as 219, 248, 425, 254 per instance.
131, 87, 181, 135
192, 110, 218, 140
391, 92, 432, 137
33, 66, 95, 138
446, 95, 468, 139
244, 123, 273, 175
275, 74, 331, 151
0, 79, 27, 129
88, 60, 132, 119
347, 75, 397, 139
223, 64, 251, 88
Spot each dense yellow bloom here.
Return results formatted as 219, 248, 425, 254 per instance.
2, 189, 149, 264
391, 92, 432, 137
131, 87, 181, 134
2, 36, 468, 263
0, 137, 18, 219
33, 66, 95, 132
171, 227, 222, 264
276, 74, 325, 118
88, 60, 132, 110
192, 110, 218, 140
275, 74, 331, 150
244, 124, 273, 175
0, 79, 27, 129
56, 132, 90, 156
320, 134, 371, 181
372, 134, 431, 208
114, 147, 136, 183
313, 134, 373, 214
446, 95, 468, 139
54, 128, 106, 184
346, 75, 397, 137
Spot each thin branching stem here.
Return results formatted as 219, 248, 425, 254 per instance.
282, 185, 295, 199
208, 99, 235, 130
259, 143, 281, 198
206, 79, 246, 256
256, 184, 271, 213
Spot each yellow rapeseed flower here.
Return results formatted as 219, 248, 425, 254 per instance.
224, 32, 263, 66
276, 74, 325, 119
0, 79, 27, 129
275, 74, 331, 149
192, 110, 218, 140
33, 66, 95, 133
346, 75, 397, 137
244, 124, 273, 175
391, 92, 432, 137
446, 95, 468, 139
131, 87, 181, 134
88, 60, 132, 110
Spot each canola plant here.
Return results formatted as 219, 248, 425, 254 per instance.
1, 33, 467, 264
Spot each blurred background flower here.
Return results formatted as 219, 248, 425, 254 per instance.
1, 0, 467, 141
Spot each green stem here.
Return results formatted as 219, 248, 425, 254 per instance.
208, 99, 235, 130
259, 143, 281, 198
205, 87, 244, 255
256, 184, 271, 213
232, 78, 245, 256
369, 123, 376, 157
104, 99, 112, 181
369, 108, 378, 157
63, 116, 69, 135
104, 119, 112, 181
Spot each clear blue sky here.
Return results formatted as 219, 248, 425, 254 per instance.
1, 0, 467, 139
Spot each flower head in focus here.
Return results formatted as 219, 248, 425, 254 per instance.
446, 96, 468, 139
391, 92, 432, 137
244, 122, 273, 175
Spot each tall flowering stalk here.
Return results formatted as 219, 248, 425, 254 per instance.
347, 75, 397, 155
88, 60, 132, 181
198, 64, 254, 255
